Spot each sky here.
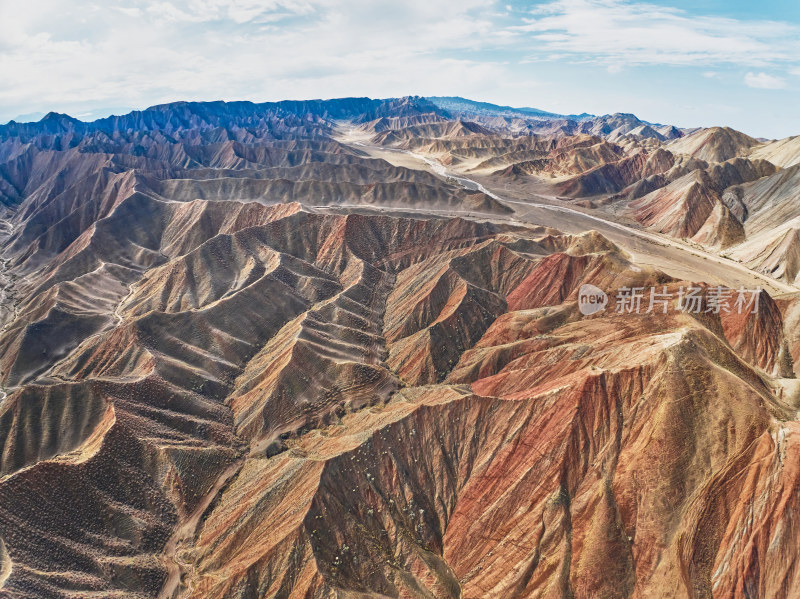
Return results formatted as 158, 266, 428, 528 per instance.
1, 0, 799, 138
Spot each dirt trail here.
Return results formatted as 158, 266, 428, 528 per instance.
158, 459, 244, 599
0, 219, 17, 404
337, 129, 797, 297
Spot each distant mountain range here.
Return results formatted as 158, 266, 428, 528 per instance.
1, 95, 674, 139
426, 96, 594, 121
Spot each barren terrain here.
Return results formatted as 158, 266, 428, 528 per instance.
0, 96, 799, 598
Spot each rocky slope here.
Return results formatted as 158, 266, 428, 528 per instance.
749, 135, 800, 168
666, 127, 762, 163
1, 97, 800, 599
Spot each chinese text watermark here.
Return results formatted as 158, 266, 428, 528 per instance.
580, 285, 761, 316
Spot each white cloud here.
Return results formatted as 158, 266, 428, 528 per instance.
1, 0, 799, 127
744, 72, 787, 89
512, 0, 800, 68
141, 0, 314, 24
0, 0, 517, 121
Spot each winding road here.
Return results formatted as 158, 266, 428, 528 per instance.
339, 130, 797, 297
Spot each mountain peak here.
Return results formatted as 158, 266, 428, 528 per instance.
40, 111, 78, 122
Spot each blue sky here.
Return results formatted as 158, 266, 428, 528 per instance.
1, 0, 799, 138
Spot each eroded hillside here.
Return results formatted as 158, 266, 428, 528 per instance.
1, 97, 799, 599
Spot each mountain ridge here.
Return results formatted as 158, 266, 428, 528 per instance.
0, 95, 683, 140
2, 92, 800, 598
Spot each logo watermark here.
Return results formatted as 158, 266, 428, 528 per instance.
578, 284, 608, 315
579, 285, 761, 315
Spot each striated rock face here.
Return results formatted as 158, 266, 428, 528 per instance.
690, 201, 745, 248
182, 288, 797, 599
718, 165, 800, 285
631, 171, 719, 238
749, 135, 800, 168
1, 198, 797, 598
667, 127, 762, 163
1, 99, 800, 599
628, 158, 776, 240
